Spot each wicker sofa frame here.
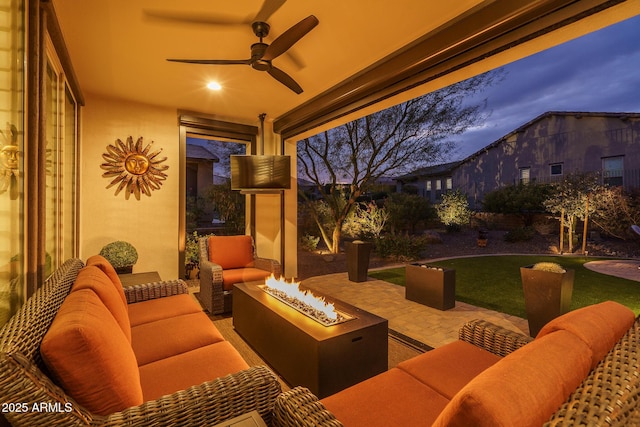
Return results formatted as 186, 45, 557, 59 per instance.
0, 258, 281, 426
273, 317, 640, 426
198, 236, 281, 314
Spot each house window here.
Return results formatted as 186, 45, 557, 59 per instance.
436, 180, 442, 190
519, 167, 531, 184
445, 177, 452, 190
550, 163, 563, 176
425, 181, 431, 191
603, 156, 624, 187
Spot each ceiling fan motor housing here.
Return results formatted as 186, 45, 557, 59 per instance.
252, 21, 271, 38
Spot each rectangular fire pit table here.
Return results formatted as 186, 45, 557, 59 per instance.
233, 282, 388, 398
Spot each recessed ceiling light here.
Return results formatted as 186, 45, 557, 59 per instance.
207, 81, 222, 90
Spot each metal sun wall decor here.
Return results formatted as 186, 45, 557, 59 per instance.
101, 136, 169, 200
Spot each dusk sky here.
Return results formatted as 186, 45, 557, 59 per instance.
451, 13, 640, 161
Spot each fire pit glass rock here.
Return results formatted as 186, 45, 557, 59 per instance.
261, 275, 353, 326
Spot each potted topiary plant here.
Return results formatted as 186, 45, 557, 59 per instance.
99, 241, 138, 274
520, 261, 574, 337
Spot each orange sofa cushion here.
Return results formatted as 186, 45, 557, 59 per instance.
432, 330, 592, 427
85, 254, 126, 305
127, 294, 203, 327
139, 341, 250, 402
321, 368, 449, 427
222, 267, 273, 290
71, 265, 131, 342
537, 300, 635, 368
397, 340, 501, 399
208, 235, 255, 270
40, 289, 143, 416
131, 312, 225, 366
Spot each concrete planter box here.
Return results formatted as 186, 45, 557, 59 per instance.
520, 265, 574, 337
405, 264, 456, 310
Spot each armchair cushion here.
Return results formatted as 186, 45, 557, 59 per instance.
40, 289, 143, 416
208, 235, 255, 269
222, 267, 274, 290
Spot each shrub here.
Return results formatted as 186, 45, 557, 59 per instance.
436, 190, 471, 232
482, 183, 553, 214
300, 234, 320, 252
374, 233, 429, 261
99, 241, 138, 269
385, 193, 435, 234
503, 226, 535, 242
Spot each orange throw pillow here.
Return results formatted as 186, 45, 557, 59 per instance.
208, 235, 255, 270
41, 289, 143, 416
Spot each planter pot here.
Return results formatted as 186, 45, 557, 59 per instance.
405, 264, 456, 310
345, 241, 372, 282
520, 265, 574, 337
115, 265, 134, 274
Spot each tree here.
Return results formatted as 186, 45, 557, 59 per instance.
298, 71, 499, 253
385, 192, 434, 234
543, 173, 602, 253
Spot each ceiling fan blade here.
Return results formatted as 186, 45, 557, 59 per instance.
253, 0, 287, 23
143, 9, 253, 26
262, 15, 318, 61
268, 66, 303, 94
167, 59, 251, 65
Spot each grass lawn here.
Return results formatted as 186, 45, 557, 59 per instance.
369, 255, 640, 318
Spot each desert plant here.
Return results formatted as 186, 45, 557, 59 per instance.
436, 190, 471, 232
99, 241, 138, 270
531, 262, 565, 273
300, 234, 320, 252
373, 233, 429, 261
503, 226, 535, 242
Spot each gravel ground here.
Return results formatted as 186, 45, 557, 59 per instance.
297, 229, 640, 280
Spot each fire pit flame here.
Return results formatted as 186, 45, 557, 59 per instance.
263, 275, 351, 326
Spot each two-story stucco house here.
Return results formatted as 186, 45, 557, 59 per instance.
398, 111, 640, 209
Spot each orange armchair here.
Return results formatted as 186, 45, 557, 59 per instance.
198, 235, 281, 314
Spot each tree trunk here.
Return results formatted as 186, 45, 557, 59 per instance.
331, 225, 342, 254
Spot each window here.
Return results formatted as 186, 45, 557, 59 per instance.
603, 156, 624, 187
436, 180, 442, 190
45, 41, 79, 276
550, 163, 563, 176
519, 167, 531, 184
445, 177, 452, 190
0, 0, 25, 326
425, 181, 431, 191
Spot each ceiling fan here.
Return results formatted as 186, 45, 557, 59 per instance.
157, 1, 318, 94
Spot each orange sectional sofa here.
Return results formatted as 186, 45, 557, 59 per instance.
0, 257, 281, 426
273, 301, 640, 427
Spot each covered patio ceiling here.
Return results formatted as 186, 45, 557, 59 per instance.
51, 0, 640, 139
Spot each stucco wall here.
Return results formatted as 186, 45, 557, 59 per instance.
79, 94, 180, 280
78, 94, 297, 280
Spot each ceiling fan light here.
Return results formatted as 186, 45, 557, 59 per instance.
207, 81, 222, 90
